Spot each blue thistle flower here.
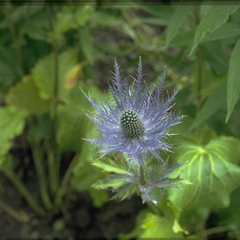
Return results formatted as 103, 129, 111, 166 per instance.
82, 57, 183, 166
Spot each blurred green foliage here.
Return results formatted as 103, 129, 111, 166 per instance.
1, 1, 240, 239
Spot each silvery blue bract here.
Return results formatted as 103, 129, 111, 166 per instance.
82, 57, 183, 167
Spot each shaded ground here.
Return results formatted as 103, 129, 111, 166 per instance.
0, 133, 145, 239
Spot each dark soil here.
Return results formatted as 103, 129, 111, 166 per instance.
0, 134, 146, 239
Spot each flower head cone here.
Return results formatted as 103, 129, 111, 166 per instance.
82, 57, 184, 166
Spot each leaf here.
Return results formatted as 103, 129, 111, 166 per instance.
6, 75, 49, 115
0, 106, 26, 167
32, 49, 78, 100
217, 186, 240, 229
168, 137, 240, 224
202, 22, 240, 42
71, 157, 108, 207
0, 47, 23, 93
201, 41, 229, 74
53, 6, 94, 40
56, 84, 102, 151
140, 212, 182, 238
165, 6, 192, 47
190, 79, 226, 130
56, 104, 92, 152
91, 12, 123, 27
170, 29, 196, 47
226, 38, 240, 122
78, 26, 94, 65
92, 158, 129, 175
190, 5, 240, 55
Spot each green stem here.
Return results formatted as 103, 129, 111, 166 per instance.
31, 140, 52, 210
0, 198, 29, 223
54, 154, 79, 210
46, 3, 60, 196
3, 169, 46, 217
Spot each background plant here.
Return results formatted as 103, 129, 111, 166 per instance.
0, 1, 240, 239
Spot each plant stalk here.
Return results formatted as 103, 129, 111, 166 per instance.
54, 154, 79, 209
4, 169, 46, 217
31, 140, 52, 210
46, 3, 60, 196
0, 198, 30, 223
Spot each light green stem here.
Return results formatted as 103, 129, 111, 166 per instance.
31, 140, 52, 210
4, 169, 46, 217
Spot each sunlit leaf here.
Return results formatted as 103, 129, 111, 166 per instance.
6, 75, 49, 115
0, 106, 26, 167
140, 212, 182, 238
32, 49, 78, 100
168, 137, 240, 224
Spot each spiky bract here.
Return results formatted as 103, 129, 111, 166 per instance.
82, 57, 183, 166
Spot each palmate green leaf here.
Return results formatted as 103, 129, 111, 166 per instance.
168, 137, 240, 224
226, 38, 240, 122
190, 79, 226, 130
165, 6, 192, 47
6, 75, 49, 115
32, 49, 78, 100
190, 5, 240, 55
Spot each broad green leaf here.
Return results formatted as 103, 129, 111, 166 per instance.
203, 22, 240, 42
190, 79, 226, 130
226, 38, 240, 122
32, 49, 78, 100
190, 5, 240, 55
6, 75, 49, 115
56, 84, 102, 151
0, 106, 26, 167
140, 212, 182, 238
165, 6, 192, 47
56, 104, 92, 152
168, 137, 240, 224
